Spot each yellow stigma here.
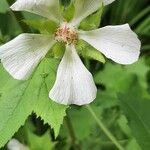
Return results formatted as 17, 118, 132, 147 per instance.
55, 22, 78, 44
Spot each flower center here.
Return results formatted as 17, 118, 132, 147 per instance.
55, 22, 78, 44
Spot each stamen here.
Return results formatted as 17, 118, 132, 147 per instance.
55, 23, 78, 44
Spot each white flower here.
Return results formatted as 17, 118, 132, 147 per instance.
7, 139, 29, 150
0, 0, 141, 105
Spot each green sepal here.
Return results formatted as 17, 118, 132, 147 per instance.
23, 19, 58, 34
76, 39, 105, 63
46, 42, 65, 59
60, 0, 71, 8
61, 1, 75, 22
79, 4, 104, 31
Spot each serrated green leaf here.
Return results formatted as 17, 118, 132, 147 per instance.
76, 40, 105, 63
118, 82, 150, 150
33, 59, 67, 136
0, 68, 39, 148
23, 19, 57, 34
0, 58, 67, 148
15, 119, 56, 150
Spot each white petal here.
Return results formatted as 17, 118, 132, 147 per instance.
7, 139, 29, 150
49, 45, 97, 105
0, 34, 55, 80
103, 0, 115, 5
78, 24, 141, 64
10, 0, 61, 23
70, 0, 103, 27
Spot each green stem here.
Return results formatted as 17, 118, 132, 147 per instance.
65, 115, 81, 150
86, 105, 125, 150
65, 116, 76, 144
129, 6, 150, 26
6, 0, 30, 32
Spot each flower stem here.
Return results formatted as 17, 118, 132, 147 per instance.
65, 114, 81, 150
65, 116, 76, 144
86, 105, 125, 150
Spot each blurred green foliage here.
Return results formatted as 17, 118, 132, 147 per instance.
0, 0, 150, 150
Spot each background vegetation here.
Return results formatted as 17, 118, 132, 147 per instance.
0, 0, 150, 149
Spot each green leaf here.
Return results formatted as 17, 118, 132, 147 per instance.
67, 106, 102, 140
27, 130, 55, 150
126, 139, 141, 150
0, 13, 21, 36
23, 19, 57, 34
94, 89, 118, 109
94, 57, 149, 91
94, 57, 148, 111
117, 115, 131, 137
94, 63, 137, 94
79, 5, 104, 31
123, 57, 149, 89
118, 82, 150, 150
33, 59, 67, 136
76, 40, 105, 63
15, 119, 56, 150
0, 58, 67, 148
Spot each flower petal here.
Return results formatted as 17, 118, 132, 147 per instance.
49, 45, 97, 105
70, 0, 114, 27
0, 34, 55, 80
10, 0, 61, 23
7, 139, 29, 150
103, 0, 115, 5
78, 24, 141, 64
70, 0, 103, 27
